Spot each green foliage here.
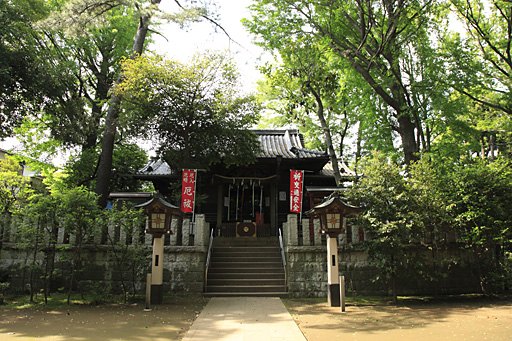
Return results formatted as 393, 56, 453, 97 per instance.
117, 51, 261, 171
348, 153, 422, 301
0, 292, 137, 308
62, 142, 149, 192
449, 159, 512, 247
348, 152, 512, 298
0, 0, 54, 137
245, 0, 451, 165
55, 187, 100, 240
0, 282, 9, 304
0, 155, 33, 215
437, 1, 512, 160
14, 1, 139, 157
446, 0, 512, 117
51, 187, 100, 303
447, 158, 512, 293
3, 180, 154, 303
102, 201, 150, 303
255, 41, 364, 169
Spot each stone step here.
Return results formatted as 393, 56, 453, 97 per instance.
209, 261, 283, 269
207, 278, 285, 286
212, 237, 279, 247
207, 272, 285, 280
203, 292, 289, 298
208, 267, 285, 274
206, 285, 286, 293
205, 236, 287, 297
211, 256, 282, 263
212, 249, 281, 257
213, 245, 280, 250
211, 254, 281, 260
203, 291, 288, 298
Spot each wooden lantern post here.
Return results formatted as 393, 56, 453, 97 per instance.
306, 193, 359, 307
135, 194, 183, 304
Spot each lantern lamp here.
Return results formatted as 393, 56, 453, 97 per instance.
136, 194, 183, 238
305, 192, 359, 308
135, 194, 184, 304
306, 193, 359, 237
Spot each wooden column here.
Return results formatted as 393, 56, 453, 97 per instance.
216, 184, 223, 229
270, 184, 276, 230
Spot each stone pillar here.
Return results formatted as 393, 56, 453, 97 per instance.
0, 215, 9, 243
302, 219, 311, 246
169, 217, 178, 246
327, 236, 340, 307
286, 214, 298, 246
120, 226, 127, 245
145, 219, 152, 245
352, 224, 359, 243
8, 220, 18, 242
182, 218, 190, 246
94, 226, 102, 244
339, 217, 347, 245
151, 236, 164, 304
107, 223, 116, 243
313, 219, 322, 246
282, 222, 288, 246
69, 233, 76, 245
194, 214, 209, 247
58, 227, 65, 244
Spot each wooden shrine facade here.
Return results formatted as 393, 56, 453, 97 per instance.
132, 129, 356, 237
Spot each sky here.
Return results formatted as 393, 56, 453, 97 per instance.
152, 0, 269, 93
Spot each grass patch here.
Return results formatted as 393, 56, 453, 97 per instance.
283, 295, 393, 307
1, 293, 145, 310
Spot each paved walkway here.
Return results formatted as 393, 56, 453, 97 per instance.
182, 297, 307, 341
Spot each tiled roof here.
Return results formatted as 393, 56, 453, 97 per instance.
321, 160, 357, 178
254, 129, 327, 159
135, 129, 328, 177
136, 159, 175, 177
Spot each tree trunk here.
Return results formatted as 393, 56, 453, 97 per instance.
95, 95, 122, 208
307, 83, 342, 185
29, 223, 41, 303
392, 275, 397, 304
354, 121, 362, 178
338, 110, 349, 159
95, 0, 161, 208
397, 111, 419, 165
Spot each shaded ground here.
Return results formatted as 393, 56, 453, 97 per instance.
0, 297, 209, 340
2, 295, 512, 340
283, 296, 512, 340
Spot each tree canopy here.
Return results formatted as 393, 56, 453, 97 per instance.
117, 52, 261, 171
0, 0, 63, 138
245, 0, 449, 165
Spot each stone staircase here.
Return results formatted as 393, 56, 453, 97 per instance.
204, 237, 288, 297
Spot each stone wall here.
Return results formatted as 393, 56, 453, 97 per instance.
1, 211, 484, 298
162, 246, 206, 294
283, 215, 482, 298
0, 215, 210, 297
285, 245, 386, 298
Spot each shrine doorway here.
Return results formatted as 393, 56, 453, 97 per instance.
214, 176, 277, 237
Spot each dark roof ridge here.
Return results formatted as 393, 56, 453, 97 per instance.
252, 129, 300, 135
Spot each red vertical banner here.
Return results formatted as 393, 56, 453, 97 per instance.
181, 169, 196, 213
290, 170, 304, 213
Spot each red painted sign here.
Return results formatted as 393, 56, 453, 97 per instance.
290, 170, 304, 213
181, 170, 196, 213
